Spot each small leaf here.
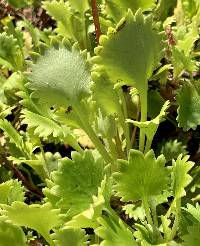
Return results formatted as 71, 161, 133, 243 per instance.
176, 82, 200, 131
113, 149, 169, 202
43, 150, 105, 217
183, 203, 200, 223
172, 155, 194, 199
0, 179, 25, 205
0, 221, 26, 246
52, 226, 88, 246
95, 215, 137, 246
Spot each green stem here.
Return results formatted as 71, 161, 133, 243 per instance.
169, 199, 181, 241
107, 137, 117, 161
117, 89, 131, 156
144, 137, 153, 154
73, 105, 113, 165
114, 130, 125, 159
143, 197, 154, 228
39, 140, 50, 179
139, 89, 147, 152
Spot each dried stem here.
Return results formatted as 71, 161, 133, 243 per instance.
91, 0, 101, 44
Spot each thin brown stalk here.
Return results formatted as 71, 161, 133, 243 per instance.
91, 0, 101, 44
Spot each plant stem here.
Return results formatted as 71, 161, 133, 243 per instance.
169, 199, 181, 241
73, 105, 113, 165
144, 137, 153, 154
139, 89, 147, 152
117, 89, 131, 156
114, 130, 125, 159
91, 0, 101, 43
143, 197, 154, 228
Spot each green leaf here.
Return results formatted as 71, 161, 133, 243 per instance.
0, 221, 26, 246
68, 0, 89, 15
95, 214, 137, 246
0, 179, 25, 205
181, 223, 200, 246
183, 203, 200, 223
176, 82, 200, 131
161, 140, 187, 162
91, 71, 120, 115
0, 119, 24, 151
28, 45, 91, 107
113, 149, 169, 202
1, 202, 61, 245
52, 226, 88, 246
6, 0, 29, 9
0, 33, 23, 70
21, 110, 78, 148
43, 150, 105, 217
172, 155, 194, 199
105, 0, 156, 22
92, 9, 164, 94
123, 204, 145, 221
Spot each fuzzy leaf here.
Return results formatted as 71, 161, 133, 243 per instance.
0, 179, 25, 205
176, 82, 200, 131
0, 221, 26, 246
172, 155, 194, 199
113, 149, 169, 202
52, 226, 88, 246
43, 150, 104, 217
95, 215, 137, 246
1, 202, 61, 244
92, 10, 164, 94
28, 46, 91, 107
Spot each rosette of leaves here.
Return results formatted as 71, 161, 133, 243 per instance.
43, 150, 105, 217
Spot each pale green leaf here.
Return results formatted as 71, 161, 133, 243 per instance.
172, 155, 194, 199
123, 204, 145, 221
0, 221, 26, 246
28, 46, 91, 107
43, 150, 105, 217
92, 9, 164, 94
52, 226, 88, 246
1, 202, 61, 245
176, 82, 200, 131
113, 149, 169, 202
0, 179, 25, 205
95, 215, 137, 246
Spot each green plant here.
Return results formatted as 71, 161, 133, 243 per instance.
0, 0, 200, 245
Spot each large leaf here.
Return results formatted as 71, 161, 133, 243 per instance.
113, 149, 169, 202
172, 155, 194, 199
28, 45, 91, 107
181, 224, 200, 246
176, 82, 200, 131
43, 150, 105, 217
92, 9, 164, 94
1, 202, 61, 245
52, 226, 88, 246
0, 221, 26, 246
